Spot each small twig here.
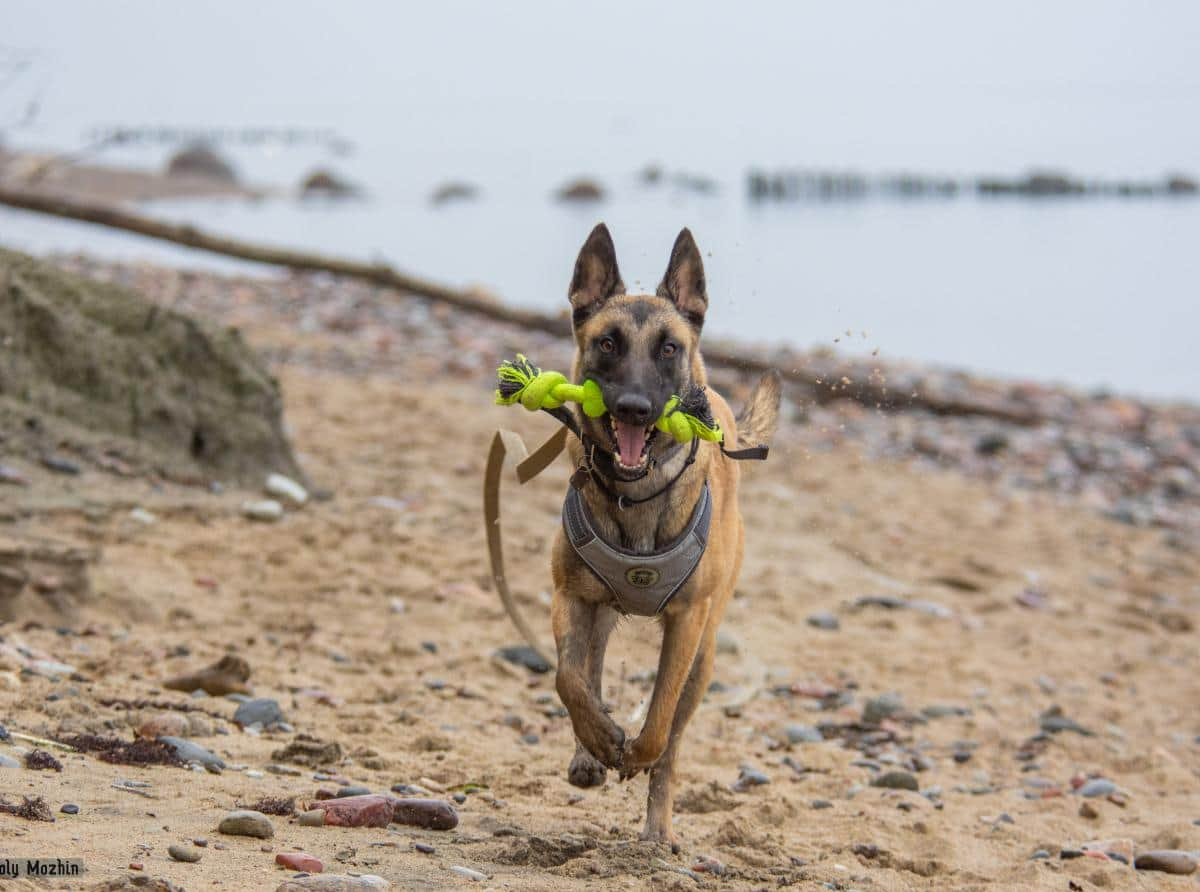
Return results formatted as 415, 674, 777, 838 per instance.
110, 782, 156, 799
9, 732, 76, 752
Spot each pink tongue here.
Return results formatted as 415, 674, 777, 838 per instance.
614, 420, 648, 467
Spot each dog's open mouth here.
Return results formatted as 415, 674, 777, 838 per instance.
609, 416, 656, 472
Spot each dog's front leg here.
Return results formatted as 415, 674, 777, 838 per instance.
620, 595, 711, 780
553, 590, 625, 769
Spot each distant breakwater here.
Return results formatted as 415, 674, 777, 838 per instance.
747, 169, 1199, 202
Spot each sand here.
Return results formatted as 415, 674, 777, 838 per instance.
0, 261, 1198, 891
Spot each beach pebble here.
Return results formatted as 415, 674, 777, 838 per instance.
1134, 851, 1197, 875
305, 795, 393, 828
333, 785, 372, 798
872, 770, 919, 791
450, 866, 486, 881
1078, 778, 1116, 798
276, 852, 324, 872
782, 723, 823, 744
160, 736, 225, 770
391, 798, 459, 831
0, 753, 20, 768
266, 473, 308, 506
129, 507, 158, 525
60, 803, 79, 815
414, 843, 435, 854
168, 844, 201, 863
732, 764, 770, 792
234, 698, 285, 728
136, 711, 191, 739
243, 499, 284, 522
1079, 801, 1099, 819
41, 454, 81, 475
862, 693, 904, 725
495, 644, 551, 674
806, 611, 840, 631
275, 875, 390, 891
811, 799, 833, 810
218, 810, 275, 839
298, 809, 326, 827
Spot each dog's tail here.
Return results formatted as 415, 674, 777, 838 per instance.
735, 369, 782, 448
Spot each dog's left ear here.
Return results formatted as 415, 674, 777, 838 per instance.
569, 223, 625, 326
657, 228, 708, 330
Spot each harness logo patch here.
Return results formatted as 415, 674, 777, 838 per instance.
625, 567, 661, 588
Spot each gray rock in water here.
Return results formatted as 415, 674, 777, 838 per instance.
862, 693, 904, 726
217, 809, 274, 839
871, 770, 919, 791
806, 611, 840, 631
1077, 778, 1116, 798
233, 698, 285, 728
160, 736, 225, 770
782, 723, 824, 744
1134, 851, 1197, 875
168, 844, 202, 863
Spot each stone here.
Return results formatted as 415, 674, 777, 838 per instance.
1077, 778, 1116, 798
167, 844, 201, 863
136, 711, 190, 739
60, 803, 79, 814
275, 875, 390, 891
450, 866, 487, 881
872, 771, 919, 791
1079, 801, 1099, 819
806, 611, 840, 631
555, 178, 604, 202
862, 693, 904, 725
731, 764, 770, 792
266, 473, 308, 506
0, 753, 20, 768
218, 809, 275, 839
297, 809, 326, 827
243, 500, 284, 522
495, 645, 551, 674
391, 798, 459, 831
414, 843, 435, 854
1134, 851, 1197, 875
1039, 706, 1094, 736
811, 799, 833, 810
305, 795, 393, 828
160, 736, 225, 770
782, 723, 823, 744
333, 785, 372, 798
234, 698, 285, 728
275, 852, 324, 872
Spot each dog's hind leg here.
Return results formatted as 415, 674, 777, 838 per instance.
568, 603, 619, 787
640, 620, 717, 852
553, 591, 626, 770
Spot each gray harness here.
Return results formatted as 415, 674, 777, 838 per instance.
562, 483, 712, 616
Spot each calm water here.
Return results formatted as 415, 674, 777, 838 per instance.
5, 1, 1200, 401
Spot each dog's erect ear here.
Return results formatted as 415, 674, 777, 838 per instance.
657, 228, 708, 330
569, 223, 624, 326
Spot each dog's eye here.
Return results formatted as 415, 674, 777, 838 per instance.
661, 342, 678, 358
598, 337, 616, 354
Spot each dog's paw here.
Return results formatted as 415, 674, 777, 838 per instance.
578, 716, 626, 770
567, 746, 607, 788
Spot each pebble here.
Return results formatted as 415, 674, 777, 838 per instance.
782, 723, 824, 744
1039, 707, 1094, 736
243, 499, 285, 522
218, 810, 275, 839
168, 844, 202, 863
450, 866, 486, 882
495, 645, 551, 674
862, 693, 904, 725
1031, 849, 1051, 860
391, 798, 459, 831
1077, 778, 1116, 798
306, 795, 393, 828
194, 838, 207, 847
41, 454, 81, 475
872, 770, 919, 791
276, 852, 324, 873
811, 799, 833, 810
0, 754, 20, 769
266, 473, 309, 506
693, 856, 726, 875
414, 843, 435, 854
806, 611, 840, 631
1079, 801, 1099, 819
1134, 851, 1197, 875
234, 698, 285, 728
266, 763, 302, 776
160, 736, 226, 770
128, 507, 158, 525
298, 809, 326, 827
60, 803, 79, 815
275, 875, 390, 891
333, 785, 372, 798
732, 764, 770, 792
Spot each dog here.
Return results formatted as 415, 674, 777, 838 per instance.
551, 223, 781, 850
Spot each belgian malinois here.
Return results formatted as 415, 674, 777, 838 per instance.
552, 223, 781, 849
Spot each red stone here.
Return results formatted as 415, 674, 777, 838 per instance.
128, 862, 143, 871
305, 794, 394, 828
275, 852, 323, 872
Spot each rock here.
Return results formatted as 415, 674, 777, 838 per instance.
168, 844, 201, 863
243, 500, 284, 522
218, 809, 275, 839
160, 736, 225, 769
332, 785, 372, 798
811, 799, 833, 810
136, 711, 191, 739
297, 809, 326, 827
806, 611, 840, 631
234, 698, 285, 728
0, 753, 20, 768
266, 473, 308, 506
299, 168, 358, 198
862, 693, 904, 725
495, 645, 551, 674
166, 144, 237, 182
430, 182, 479, 205
414, 843, 435, 854
60, 803, 79, 814
275, 875, 390, 891
1135, 851, 1197, 874
450, 866, 487, 881
40, 454, 81, 475
128, 507, 158, 525
731, 764, 770, 792
782, 723, 824, 744
555, 178, 605, 202
1082, 838, 1134, 863
276, 852, 324, 872
872, 771, 919, 791
1077, 778, 1116, 798
164, 655, 252, 696
1039, 706, 1094, 736
305, 795, 393, 828
391, 798, 459, 831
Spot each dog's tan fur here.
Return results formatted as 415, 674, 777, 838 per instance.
550, 224, 780, 849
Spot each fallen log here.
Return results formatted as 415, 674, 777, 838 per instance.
0, 184, 1044, 425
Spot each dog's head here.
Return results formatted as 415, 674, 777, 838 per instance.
568, 223, 709, 479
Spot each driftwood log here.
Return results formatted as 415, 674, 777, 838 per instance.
0, 185, 1043, 425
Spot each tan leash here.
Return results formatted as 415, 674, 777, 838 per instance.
483, 425, 568, 669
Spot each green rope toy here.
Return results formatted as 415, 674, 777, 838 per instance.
495, 355, 722, 444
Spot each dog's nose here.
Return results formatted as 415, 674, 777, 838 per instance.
613, 393, 654, 425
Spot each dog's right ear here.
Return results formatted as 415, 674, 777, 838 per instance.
568, 223, 624, 327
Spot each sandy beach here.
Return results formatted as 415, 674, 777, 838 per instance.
0, 255, 1197, 890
